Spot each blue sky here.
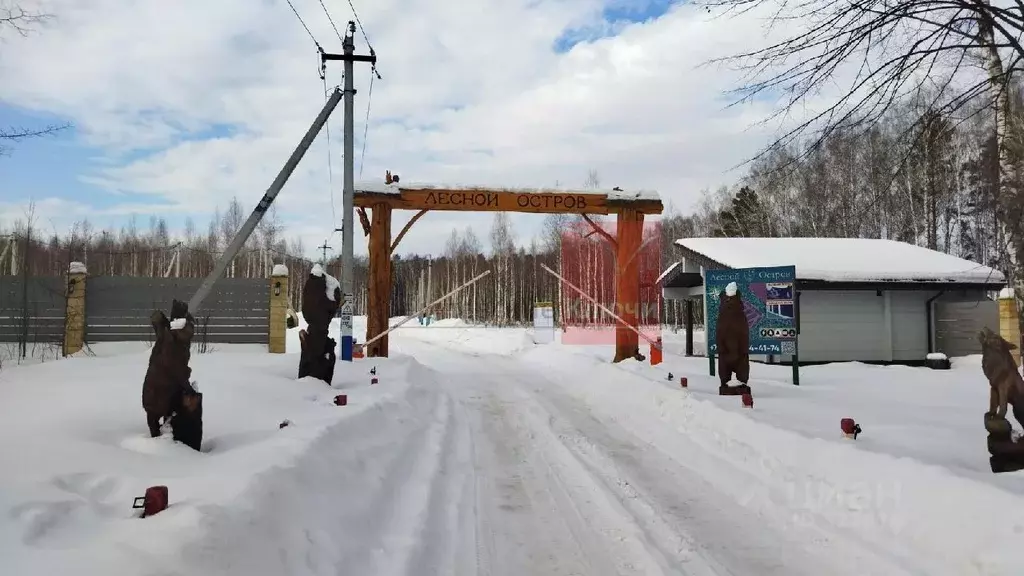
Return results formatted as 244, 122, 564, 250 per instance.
554, 0, 680, 52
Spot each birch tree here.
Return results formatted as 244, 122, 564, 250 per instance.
701, 0, 1024, 336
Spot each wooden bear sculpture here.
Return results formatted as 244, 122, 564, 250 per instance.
298, 265, 341, 384
142, 299, 201, 450
716, 282, 751, 395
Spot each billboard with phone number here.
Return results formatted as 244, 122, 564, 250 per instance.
705, 265, 797, 355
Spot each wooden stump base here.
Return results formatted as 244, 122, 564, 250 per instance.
985, 412, 1024, 473
719, 384, 751, 396
171, 386, 203, 452
298, 329, 337, 385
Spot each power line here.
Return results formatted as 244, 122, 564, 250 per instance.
345, 0, 374, 54
284, 0, 322, 49
323, 75, 338, 228
358, 67, 376, 179
317, 0, 345, 44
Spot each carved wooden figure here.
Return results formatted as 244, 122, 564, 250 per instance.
141, 299, 201, 450
716, 282, 751, 394
979, 327, 1024, 425
298, 266, 341, 384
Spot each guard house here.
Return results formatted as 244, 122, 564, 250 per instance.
659, 237, 1006, 364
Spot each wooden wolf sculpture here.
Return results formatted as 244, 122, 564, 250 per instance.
978, 327, 1024, 425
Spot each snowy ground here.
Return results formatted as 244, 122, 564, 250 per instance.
1, 316, 1023, 575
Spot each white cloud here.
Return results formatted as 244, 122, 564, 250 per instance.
0, 0, 816, 260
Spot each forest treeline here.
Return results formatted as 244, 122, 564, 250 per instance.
685, 90, 1024, 271
2, 88, 1018, 327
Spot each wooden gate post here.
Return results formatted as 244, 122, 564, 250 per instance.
367, 203, 392, 357
614, 209, 644, 362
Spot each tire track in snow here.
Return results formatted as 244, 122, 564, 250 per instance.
399, 341, 922, 576
400, 379, 480, 576
490, 379, 726, 576
408, 345, 690, 576
516, 357, 931, 575
520, 380, 837, 576
343, 371, 465, 576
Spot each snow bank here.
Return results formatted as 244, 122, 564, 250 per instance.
554, 342, 1024, 493
519, 346, 1024, 574
677, 237, 1005, 284
288, 313, 536, 356
389, 319, 703, 357
385, 318, 539, 356
0, 336, 429, 575
286, 315, 367, 352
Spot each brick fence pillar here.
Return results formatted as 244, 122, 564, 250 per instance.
269, 265, 289, 354
64, 261, 87, 356
999, 290, 1021, 367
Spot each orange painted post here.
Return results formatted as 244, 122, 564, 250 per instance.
614, 209, 644, 362
650, 337, 663, 366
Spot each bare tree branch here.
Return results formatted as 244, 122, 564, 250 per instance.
0, 2, 52, 36
0, 3, 69, 156
698, 0, 1024, 169
0, 122, 73, 156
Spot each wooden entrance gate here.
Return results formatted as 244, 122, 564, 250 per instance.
354, 175, 663, 362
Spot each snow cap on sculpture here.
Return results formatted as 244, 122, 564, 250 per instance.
309, 263, 340, 302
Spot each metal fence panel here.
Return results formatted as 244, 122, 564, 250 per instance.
0, 276, 66, 343
85, 277, 270, 344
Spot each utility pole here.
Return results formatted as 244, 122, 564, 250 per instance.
188, 88, 343, 313
320, 21, 377, 362
318, 240, 332, 264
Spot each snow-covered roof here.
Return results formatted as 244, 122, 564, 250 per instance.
655, 261, 681, 285
676, 237, 1005, 285
354, 180, 660, 202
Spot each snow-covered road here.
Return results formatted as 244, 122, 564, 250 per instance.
389, 339, 921, 576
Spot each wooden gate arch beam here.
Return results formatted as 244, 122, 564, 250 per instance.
354, 178, 663, 361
